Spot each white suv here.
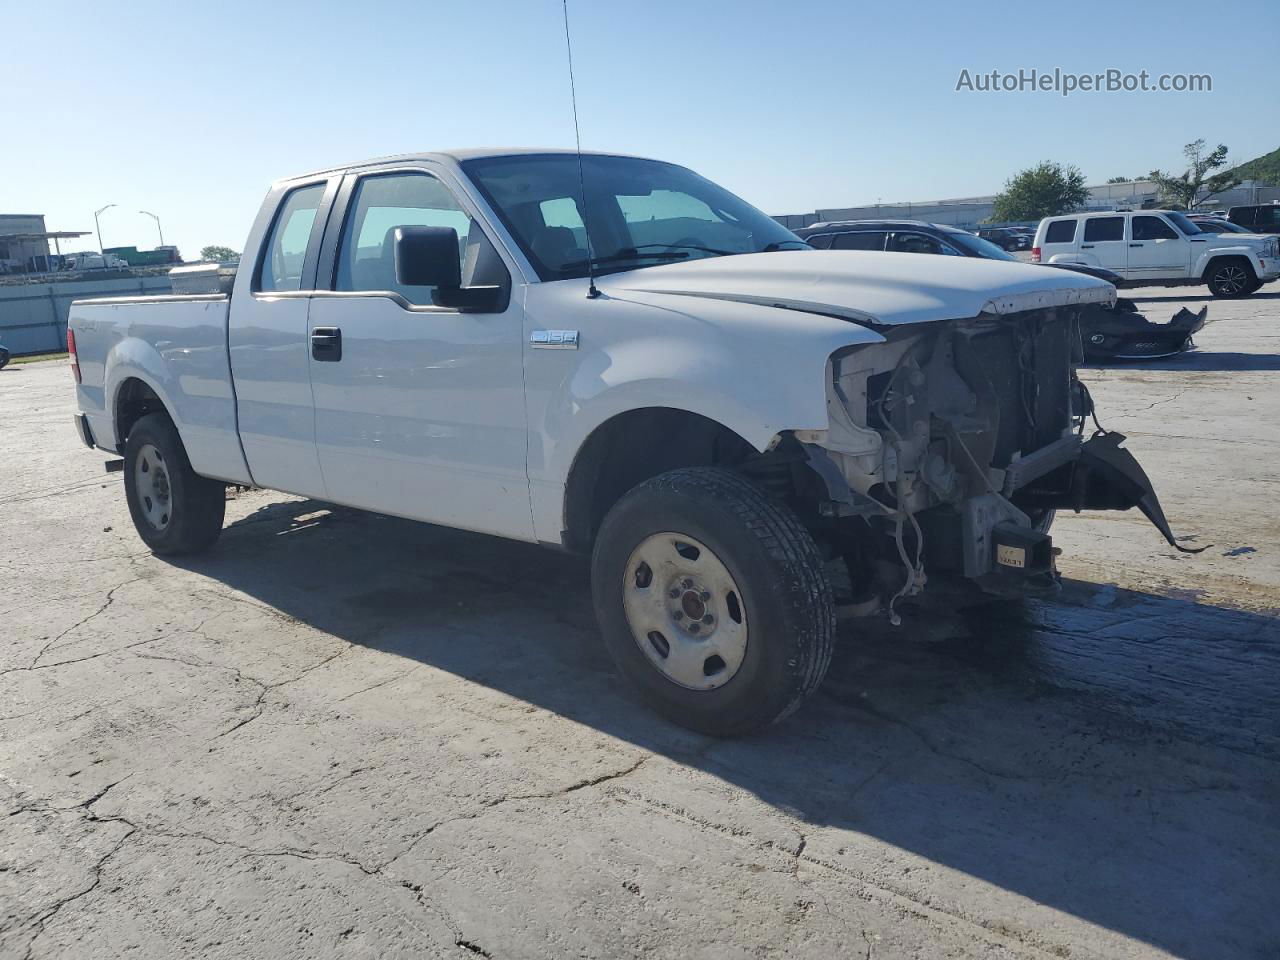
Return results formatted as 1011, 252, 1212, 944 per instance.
1032, 209, 1280, 297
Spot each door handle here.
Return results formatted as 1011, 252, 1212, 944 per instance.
1189, 238, 1207, 242
1081, 244, 1095, 249
312, 327, 342, 362
1129, 243, 1144, 247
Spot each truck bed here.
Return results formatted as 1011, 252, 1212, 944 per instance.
70, 293, 252, 485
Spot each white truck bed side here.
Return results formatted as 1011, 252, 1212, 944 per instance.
70, 294, 253, 485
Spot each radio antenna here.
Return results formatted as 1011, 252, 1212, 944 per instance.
561, 0, 600, 299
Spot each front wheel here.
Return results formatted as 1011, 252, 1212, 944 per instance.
123, 413, 226, 555
1206, 258, 1256, 298
591, 468, 835, 737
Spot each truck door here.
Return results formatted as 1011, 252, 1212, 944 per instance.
306, 168, 534, 540
228, 177, 340, 499
1127, 214, 1187, 279
1079, 216, 1128, 274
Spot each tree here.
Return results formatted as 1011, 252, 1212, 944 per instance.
200, 245, 240, 262
1106, 176, 1130, 184
990, 161, 1089, 222
1147, 140, 1239, 210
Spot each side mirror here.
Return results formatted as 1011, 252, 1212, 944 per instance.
394, 225, 461, 289
393, 225, 506, 312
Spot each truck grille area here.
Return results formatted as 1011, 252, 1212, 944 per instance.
858, 307, 1078, 504
953, 310, 1074, 467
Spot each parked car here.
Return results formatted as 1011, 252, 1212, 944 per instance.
0, 341, 9, 371
795, 219, 1124, 284
1033, 209, 1280, 297
1188, 216, 1258, 235
69, 149, 1191, 735
1227, 203, 1280, 234
976, 227, 1031, 251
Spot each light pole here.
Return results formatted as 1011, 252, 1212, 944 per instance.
94, 204, 116, 254
139, 210, 164, 247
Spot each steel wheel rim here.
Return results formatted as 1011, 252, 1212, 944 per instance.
1216, 265, 1247, 294
135, 442, 172, 530
621, 532, 748, 691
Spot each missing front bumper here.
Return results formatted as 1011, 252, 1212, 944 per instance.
1024, 430, 1206, 554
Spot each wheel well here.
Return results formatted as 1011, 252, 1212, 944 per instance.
562, 408, 758, 554
1203, 254, 1256, 282
114, 378, 169, 446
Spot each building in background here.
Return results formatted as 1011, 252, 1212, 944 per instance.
0, 214, 93, 274
1, 214, 52, 272
774, 179, 1280, 231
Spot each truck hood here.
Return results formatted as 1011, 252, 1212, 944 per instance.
1204, 232, 1271, 246
604, 250, 1116, 327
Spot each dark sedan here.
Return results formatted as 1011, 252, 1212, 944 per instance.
795, 219, 1123, 284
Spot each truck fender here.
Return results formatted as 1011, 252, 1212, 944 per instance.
543, 335, 864, 485
1194, 246, 1261, 279
102, 335, 254, 485
104, 336, 183, 447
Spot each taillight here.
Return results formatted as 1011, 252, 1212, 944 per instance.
1031, 246, 1042, 262
67, 328, 81, 384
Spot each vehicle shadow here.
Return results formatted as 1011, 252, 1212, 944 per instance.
1127, 290, 1280, 304
1081, 351, 1280, 371
178, 497, 1280, 960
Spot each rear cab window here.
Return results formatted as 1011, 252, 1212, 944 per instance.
1044, 219, 1077, 244
257, 183, 327, 292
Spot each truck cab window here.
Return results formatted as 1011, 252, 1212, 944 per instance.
334, 172, 507, 307
258, 183, 325, 292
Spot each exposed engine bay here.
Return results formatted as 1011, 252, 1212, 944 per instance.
791, 305, 1199, 614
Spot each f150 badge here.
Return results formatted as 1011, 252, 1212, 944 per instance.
530, 329, 579, 349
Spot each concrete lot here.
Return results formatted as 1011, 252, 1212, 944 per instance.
2, 287, 1278, 959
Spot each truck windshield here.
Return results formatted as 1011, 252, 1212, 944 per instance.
462, 153, 809, 281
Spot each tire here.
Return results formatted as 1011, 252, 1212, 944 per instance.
590, 467, 834, 737
1205, 258, 1257, 298
123, 413, 225, 555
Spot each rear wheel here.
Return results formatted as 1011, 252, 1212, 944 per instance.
1206, 258, 1256, 298
591, 467, 834, 737
123, 413, 225, 555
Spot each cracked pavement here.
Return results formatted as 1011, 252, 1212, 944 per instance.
2, 288, 1279, 959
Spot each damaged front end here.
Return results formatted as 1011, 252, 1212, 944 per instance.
795, 305, 1197, 610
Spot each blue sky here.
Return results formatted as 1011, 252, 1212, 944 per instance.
4, 0, 1276, 257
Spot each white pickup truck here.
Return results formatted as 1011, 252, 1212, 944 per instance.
69, 149, 1192, 735
1032, 209, 1280, 297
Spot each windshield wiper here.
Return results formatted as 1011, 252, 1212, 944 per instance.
560, 249, 688, 271
762, 240, 812, 251
629, 242, 738, 256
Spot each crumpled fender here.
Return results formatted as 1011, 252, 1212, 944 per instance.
1065, 431, 1207, 553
